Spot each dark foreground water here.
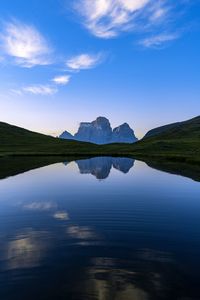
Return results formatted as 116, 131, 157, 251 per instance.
0, 157, 200, 300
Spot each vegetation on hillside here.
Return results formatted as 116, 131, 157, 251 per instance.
0, 116, 200, 165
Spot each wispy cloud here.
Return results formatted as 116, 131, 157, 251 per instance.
52, 75, 71, 85
139, 33, 179, 48
73, 0, 169, 38
22, 85, 57, 95
10, 76, 71, 97
0, 20, 52, 67
66, 53, 103, 70
23, 201, 56, 211
10, 89, 23, 96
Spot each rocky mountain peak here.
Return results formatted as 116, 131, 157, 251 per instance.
59, 116, 138, 144
92, 117, 111, 130
112, 123, 137, 143
59, 130, 74, 140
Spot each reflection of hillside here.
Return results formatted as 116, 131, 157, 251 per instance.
76, 157, 135, 179
0, 156, 63, 180
1, 156, 199, 182
144, 158, 200, 182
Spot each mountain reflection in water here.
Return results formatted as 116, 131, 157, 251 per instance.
0, 157, 200, 300
73, 157, 134, 179
1, 155, 200, 182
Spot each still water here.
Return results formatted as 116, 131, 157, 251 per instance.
0, 157, 200, 300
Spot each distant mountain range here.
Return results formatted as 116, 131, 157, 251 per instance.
59, 116, 138, 144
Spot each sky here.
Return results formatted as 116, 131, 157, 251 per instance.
0, 0, 200, 138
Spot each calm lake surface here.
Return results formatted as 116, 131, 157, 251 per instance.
0, 157, 200, 300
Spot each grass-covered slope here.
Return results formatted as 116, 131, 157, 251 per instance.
143, 116, 200, 140
0, 116, 200, 164
131, 116, 200, 163
0, 121, 101, 156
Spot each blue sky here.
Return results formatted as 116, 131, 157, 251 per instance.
0, 0, 200, 138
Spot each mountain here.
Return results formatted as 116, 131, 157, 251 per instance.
1, 116, 200, 165
59, 130, 74, 140
59, 117, 137, 144
1, 117, 200, 182
112, 123, 137, 143
75, 117, 113, 144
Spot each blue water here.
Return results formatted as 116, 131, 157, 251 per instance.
0, 157, 200, 300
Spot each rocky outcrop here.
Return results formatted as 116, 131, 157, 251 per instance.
112, 123, 137, 143
74, 117, 112, 144
59, 116, 138, 144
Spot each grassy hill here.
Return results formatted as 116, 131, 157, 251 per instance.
0, 121, 101, 156
131, 116, 200, 163
143, 116, 200, 140
0, 116, 200, 164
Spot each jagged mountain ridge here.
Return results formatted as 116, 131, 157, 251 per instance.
59, 116, 137, 144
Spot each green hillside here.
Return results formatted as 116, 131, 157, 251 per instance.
131, 116, 200, 163
143, 116, 200, 140
103, 116, 200, 163
0, 117, 200, 164
0, 121, 100, 156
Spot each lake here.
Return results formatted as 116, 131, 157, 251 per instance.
0, 156, 200, 300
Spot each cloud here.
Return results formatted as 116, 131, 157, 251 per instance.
52, 75, 71, 85
10, 89, 23, 96
149, 7, 167, 22
53, 211, 69, 220
10, 75, 71, 97
23, 201, 56, 211
73, 0, 169, 38
0, 20, 52, 67
66, 53, 102, 70
139, 33, 179, 48
22, 84, 57, 95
